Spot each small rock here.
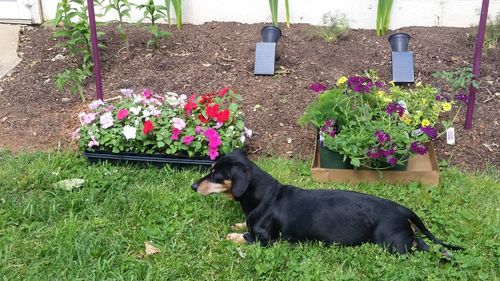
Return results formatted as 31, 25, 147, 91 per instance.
61, 98, 70, 103
279, 123, 284, 127
287, 138, 292, 144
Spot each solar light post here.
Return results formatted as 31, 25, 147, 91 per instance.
254, 26, 282, 75
388, 32, 414, 84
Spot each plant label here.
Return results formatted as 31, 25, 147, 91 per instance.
446, 127, 455, 145
254, 42, 276, 75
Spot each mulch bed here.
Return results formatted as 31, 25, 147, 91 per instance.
0, 22, 498, 171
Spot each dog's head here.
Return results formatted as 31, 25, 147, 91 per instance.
191, 149, 251, 199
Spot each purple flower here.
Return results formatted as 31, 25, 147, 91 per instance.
347, 76, 374, 94
366, 149, 381, 159
387, 157, 398, 166
421, 126, 437, 139
309, 82, 327, 93
455, 92, 468, 104
374, 130, 391, 144
321, 119, 337, 138
435, 92, 451, 102
385, 102, 405, 117
375, 81, 385, 88
381, 148, 396, 157
410, 142, 428, 155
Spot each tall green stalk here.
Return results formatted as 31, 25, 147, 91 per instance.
163, 0, 182, 30
376, 0, 393, 36
268, 0, 290, 28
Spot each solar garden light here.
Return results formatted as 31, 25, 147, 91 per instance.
388, 32, 414, 83
254, 26, 282, 75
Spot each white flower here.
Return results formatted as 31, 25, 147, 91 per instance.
123, 125, 137, 140
88, 135, 99, 148
171, 117, 186, 130
120, 88, 133, 97
99, 112, 114, 129
244, 127, 253, 138
133, 94, 144, 104
142, 109, 151, 118
165, 92, 187, 108
129, 106, 141, 115
240, 135, 246, 144
88, 99, 104, 110
215, 122, 223, 129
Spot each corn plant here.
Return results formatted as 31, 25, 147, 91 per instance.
137, 0, 171, 48
376, 0, 393, 36
53, 0, 104, 101
268, 0, 290, 28
97, 0, 132, 47
164, 0, 182, 30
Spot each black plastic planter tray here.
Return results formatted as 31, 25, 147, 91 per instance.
83, 150, 216, 167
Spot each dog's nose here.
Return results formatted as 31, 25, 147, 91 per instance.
191, 183, 198, 191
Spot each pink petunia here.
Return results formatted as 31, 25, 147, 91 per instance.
182, 136, 195, 145
117, 109, 129, 120
171, 128, 181, 140
203, 128, 222, 160
143, 89, 153, 99
195, 125, 203, 134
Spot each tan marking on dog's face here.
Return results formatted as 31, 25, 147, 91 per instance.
226, 233, 247, 244
197, 179, 232, 195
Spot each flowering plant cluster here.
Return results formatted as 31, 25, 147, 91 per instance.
301, 72, 464, 169
73, 87, 251, 160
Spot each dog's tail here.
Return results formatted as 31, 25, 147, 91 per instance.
408, 210, 464, 251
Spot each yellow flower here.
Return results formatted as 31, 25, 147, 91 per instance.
421, 119, 430, 127
420, 98, 428, 105
400, 114, 412, 125
442, 102, 452, 111
336, 76, 348, 86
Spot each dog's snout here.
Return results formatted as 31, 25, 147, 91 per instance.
191, 182, 199, 191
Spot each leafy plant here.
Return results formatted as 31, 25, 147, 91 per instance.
268, 0, 291, 28
376, 0, 393, 36
300, 73, 458, 169
137, 0, 171, 48
53, 0, 104, 101
308, 12, 349, 43
163, 0, 182, 30
76, 88, 251, 159
484, 12, 500, 50
432, 67, 479, 92
97, 0, 132, 46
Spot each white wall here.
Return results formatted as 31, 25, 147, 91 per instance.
41, 0, 500, 28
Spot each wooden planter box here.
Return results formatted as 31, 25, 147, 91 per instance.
311, 142, 440, 186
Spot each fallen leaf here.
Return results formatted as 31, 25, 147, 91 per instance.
144, 241, 160, 256
53, 178, 84, 191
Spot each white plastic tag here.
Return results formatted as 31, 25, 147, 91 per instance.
446, 127, 455, 145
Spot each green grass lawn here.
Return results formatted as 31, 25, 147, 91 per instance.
0, 150, 498, 280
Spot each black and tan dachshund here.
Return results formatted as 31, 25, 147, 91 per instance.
191, 149, 463, 254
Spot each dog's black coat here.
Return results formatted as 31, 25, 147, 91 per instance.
192, 150, 463, 253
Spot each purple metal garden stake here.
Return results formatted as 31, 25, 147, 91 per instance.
87, 0, 103, 100
465, 0, 489, 129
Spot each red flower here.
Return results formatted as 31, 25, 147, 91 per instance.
198, 114, 209, 123
206, 104, 220, 119
216, 109, 230, 123
219, 87, 229, 97
199, 94, 213, 105
184, 94, 198, 114
143, 120, 154, 135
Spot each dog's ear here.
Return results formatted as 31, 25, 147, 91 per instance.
231, 165, 250, 198
232, 148, 248, 157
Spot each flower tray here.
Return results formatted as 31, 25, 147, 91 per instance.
311, 142, 440, 186
83, 150, 215, 167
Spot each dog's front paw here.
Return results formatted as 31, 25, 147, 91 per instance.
230, 222, 247, 231
226, 233, 247, 244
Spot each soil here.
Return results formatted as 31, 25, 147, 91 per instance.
0, 22, 498, 171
